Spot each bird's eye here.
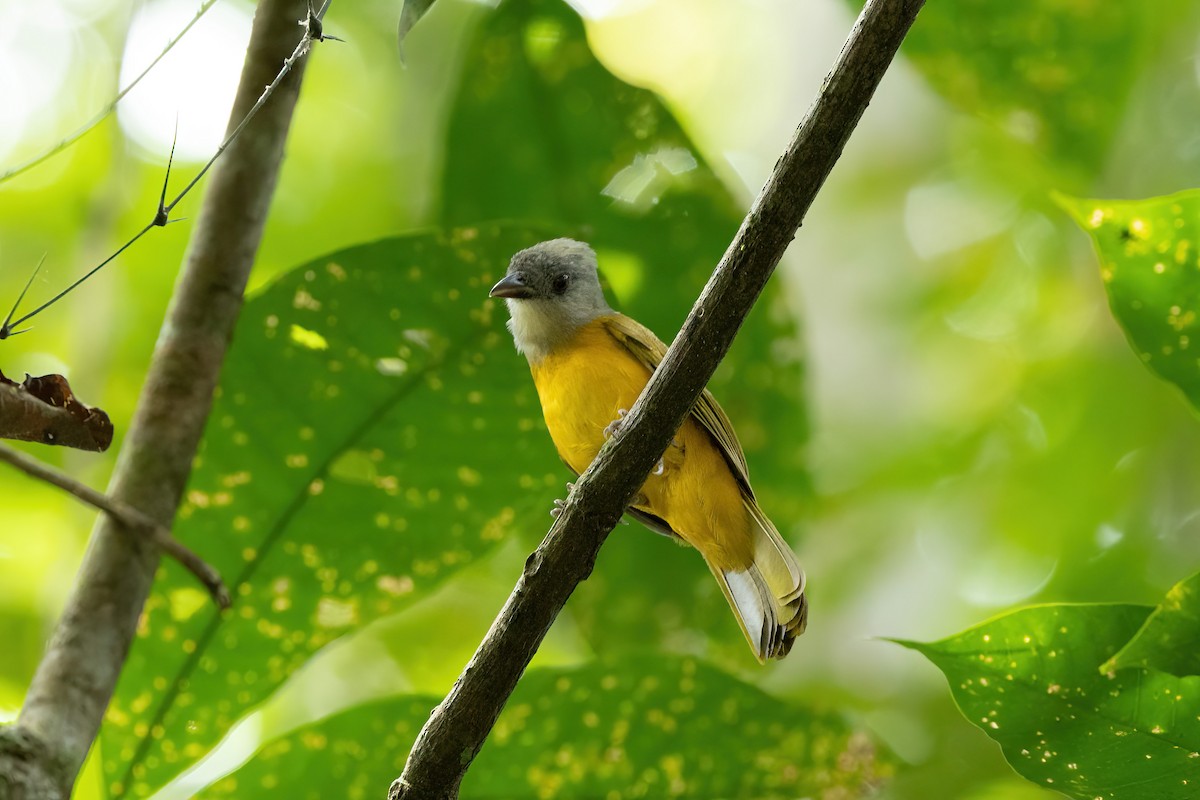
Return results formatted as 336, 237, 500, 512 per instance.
551, 273, 570, 294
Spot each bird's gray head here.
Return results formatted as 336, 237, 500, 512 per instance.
489, 238, 612, 362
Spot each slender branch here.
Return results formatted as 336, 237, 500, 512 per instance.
0, 1, 318, 796
2, 222, 155, 337
0, 0, 218, 185
0, 3, 338, 337
164, 1, 333, 213
0, 254, 43, 338
0, 443, 230, 608
390, 0, 925, 797
4, 91, 179, 337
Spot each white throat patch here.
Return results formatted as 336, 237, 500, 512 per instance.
505, 298, 578, 363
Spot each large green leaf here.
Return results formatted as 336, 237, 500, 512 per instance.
899, 604, 1200, 800
202, 658, 894, 799
440, 0, 808, 663
1058, 190, 1200, 411
893, 0, 1191, 180
102, 227, 563, 798
1105, 571, 1200, 679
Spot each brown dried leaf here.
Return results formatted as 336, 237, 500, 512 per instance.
0, 369, 113, 451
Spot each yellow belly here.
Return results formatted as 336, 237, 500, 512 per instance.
528, 317, 753, 570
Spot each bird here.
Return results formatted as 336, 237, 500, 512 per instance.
489, 238, 806, 662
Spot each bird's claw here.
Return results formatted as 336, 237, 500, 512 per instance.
603, 408, 629, 439
550, 482, 576, 518
602, 409, 666, 475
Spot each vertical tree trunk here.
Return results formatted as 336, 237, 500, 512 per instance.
0, 1, 312, 796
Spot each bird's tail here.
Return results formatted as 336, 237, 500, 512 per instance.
707, 500, 807, 662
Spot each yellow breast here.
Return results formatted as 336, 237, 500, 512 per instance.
528, 316, 753, 570
530, 319, 648, 473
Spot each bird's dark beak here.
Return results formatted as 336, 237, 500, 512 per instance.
489, 273, 534, 299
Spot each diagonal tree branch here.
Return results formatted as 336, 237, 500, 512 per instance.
0, 442, 230, 608
390, 0, 925, 797
0, 1, 318, 797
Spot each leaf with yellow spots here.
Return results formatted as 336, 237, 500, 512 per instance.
1105, 570, 1200, 679
1058, 190, 1200, 410
897, 602, 1200, 800
101, 226, 563, 799
200, 658, 894, 800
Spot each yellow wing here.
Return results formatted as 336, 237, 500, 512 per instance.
598, 314, 753, 498
600, 313, 807, 660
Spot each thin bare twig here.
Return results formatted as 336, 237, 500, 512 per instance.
0, 442, 230, 608
390, 0, 925, 797
0, 0, 219, 185
0, 1, 339, 339
0, 114, 179, 339
0, 255, 45, 339
0, 221, 156, 339
164, 1, 334, 214
1, 123, 190, 339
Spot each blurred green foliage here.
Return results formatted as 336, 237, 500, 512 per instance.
2, 0, 1200, 799
893, 0, 1193, 186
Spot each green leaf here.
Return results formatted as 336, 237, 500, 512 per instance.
894, 0, 1189, 180
1057, 190, 1200, 411
899, 604, 1200, 800
1105, 571, 1200, 678
440, 0, 808, 662
101, 227, 563, 799
201, 658, 894, 799
397, 0, 436, 62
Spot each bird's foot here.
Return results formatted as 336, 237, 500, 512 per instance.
604, 410, 674, 475
602, 408, 629, 439
550, 482, 576, 518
